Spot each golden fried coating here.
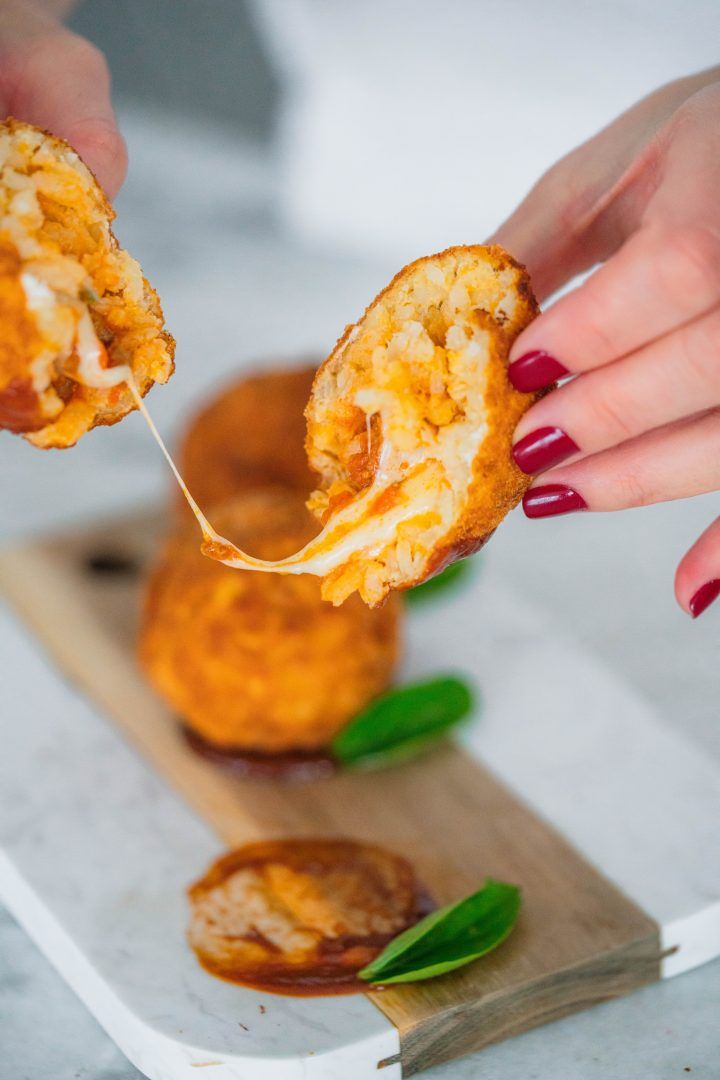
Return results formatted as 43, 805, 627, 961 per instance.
0, 119, 174, 447
301, 244, 541, 605
178, 364, 317, 514
188, 839, 428, 994
139, 488, 401, 753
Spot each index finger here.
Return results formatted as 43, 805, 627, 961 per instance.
507, 223, 720, 391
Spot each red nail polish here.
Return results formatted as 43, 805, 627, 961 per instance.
689, 579, 720, 619
508, 351, 569, 392
513, 426, 579, 475
523, 484, 588, 518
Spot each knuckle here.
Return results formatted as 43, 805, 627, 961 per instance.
534, 151, 587, 221
615, 466, 654, 508
533, 157, 568, 200
654, 224, 720, 314
589, 388, 637, 441
680, 313, 720, 390
67, 120, 128, 195
580, 288, 622, 356
548, 165, 593, 236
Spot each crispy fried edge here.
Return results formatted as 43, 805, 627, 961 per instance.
304, 244, 543, 594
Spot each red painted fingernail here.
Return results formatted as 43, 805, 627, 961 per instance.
523, 484, 588, 518
689, 579, 720, 619
513, 426, 579, 475
508, 350, 569, 392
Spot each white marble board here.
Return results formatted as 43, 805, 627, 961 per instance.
1, 530, 719, 1079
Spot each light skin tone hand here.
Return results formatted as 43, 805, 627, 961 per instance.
492, 66, 720, 618
3, 11, 717, 616
0, 0, 126, 198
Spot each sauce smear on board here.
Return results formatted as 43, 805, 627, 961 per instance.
187, 839, 433, 996
181, 726, 337, 783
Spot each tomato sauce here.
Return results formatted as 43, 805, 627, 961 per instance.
187, 839, 433, 996
181, 725, 337, 783
0, 377, 43, 432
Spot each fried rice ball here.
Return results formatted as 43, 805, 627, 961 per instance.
177, 364, 317, 514
139, 488, 401, 753
0, 119, 174, 447
301, 244, 540, 605
188, 839, 429, 994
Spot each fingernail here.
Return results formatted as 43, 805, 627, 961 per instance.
508, 350, 569, 392
513, 426, 579, 475
523, 484, 588, 518
689, 579, 720, 619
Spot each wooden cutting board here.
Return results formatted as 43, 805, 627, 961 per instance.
1, 509, 718, 1079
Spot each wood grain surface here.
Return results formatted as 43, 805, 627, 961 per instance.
0, 510, 662, 1075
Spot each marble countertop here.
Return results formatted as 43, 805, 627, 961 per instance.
1, 107, 718, 1080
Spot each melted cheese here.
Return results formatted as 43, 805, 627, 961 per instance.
127, 372, 440, 579
69, 296, 490, 590
132, 320, 488, 586
74, 307, 129, 388
21, 273, 131, 392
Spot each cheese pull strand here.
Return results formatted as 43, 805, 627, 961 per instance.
125, 374, 435, 583
69, 294, 415, 583
126, 379, 407, 579
127, 380, 218, 541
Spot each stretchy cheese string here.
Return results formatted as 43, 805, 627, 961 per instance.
74, 334, 384, 578
125, 378, 421, 578
72, 299, 469, 585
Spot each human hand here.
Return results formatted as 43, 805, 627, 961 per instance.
493, 67, 720, 618
0, 1, 126, 198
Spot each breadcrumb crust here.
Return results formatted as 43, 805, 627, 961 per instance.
139, 488, 402, 752
305, 244, 541, 605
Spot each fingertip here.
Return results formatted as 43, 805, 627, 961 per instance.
687, 579, 720, 619
9, 29, 128, 200
674, 516, 720, 617
68, 118, 128, 199
673, 557, 694, 614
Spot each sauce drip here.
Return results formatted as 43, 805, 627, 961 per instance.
181, 726, 337, 783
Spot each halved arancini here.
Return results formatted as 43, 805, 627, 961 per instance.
302, 244, 540, 604
0, 119, 173, 447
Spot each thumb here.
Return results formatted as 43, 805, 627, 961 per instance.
3, 29, 127, 199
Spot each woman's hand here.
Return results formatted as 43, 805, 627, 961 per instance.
493, 67, 720, 618
0, 2, 126, 198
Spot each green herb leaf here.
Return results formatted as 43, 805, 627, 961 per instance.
331, 675, 475, 770
406, 559, 474, 604
359, 878, 520, 985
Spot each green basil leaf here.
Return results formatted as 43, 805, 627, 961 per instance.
405, 559, 474, 604
331, 676, 475, 769
358, 878, 520, 985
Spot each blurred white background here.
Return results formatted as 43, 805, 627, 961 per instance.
2, 3, 720, 1078
257, 0, 720, 257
